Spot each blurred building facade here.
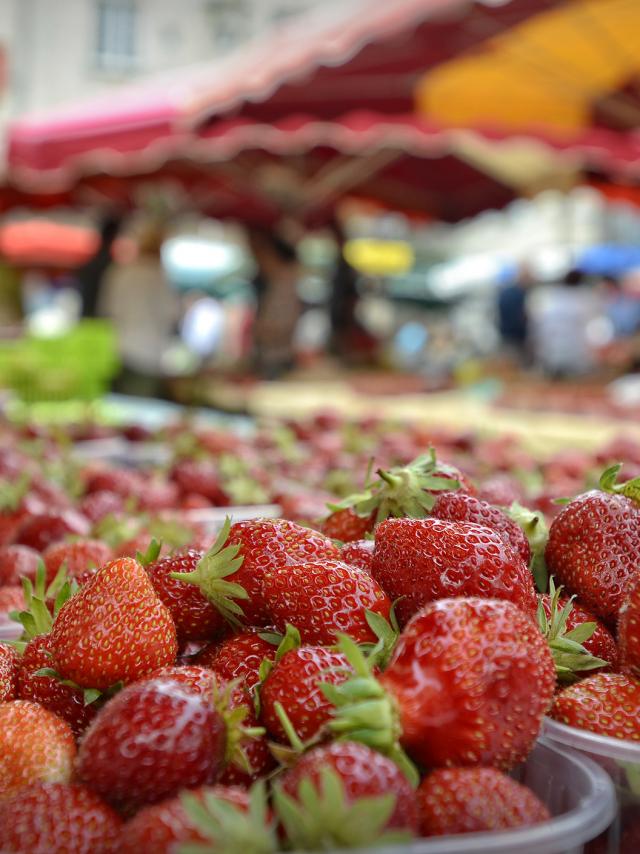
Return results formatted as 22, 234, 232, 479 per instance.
0, 0, 317, 123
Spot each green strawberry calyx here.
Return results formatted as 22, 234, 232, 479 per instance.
9, 560, 78, 653
507, 502, 549, 593
327, 448, 461, 524
273, 766, 413, 851
170, 517, 247, 627
320, 634, 419, 788
254, 625, 301, 718
361, 605, 400, 670
0, 472, 31, 512
212, 677, 266, 776
599, 462, 640, 504
538, 577, 609, 684
179, 781, 276, 854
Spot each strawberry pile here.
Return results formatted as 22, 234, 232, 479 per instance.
0, 413, 639, 852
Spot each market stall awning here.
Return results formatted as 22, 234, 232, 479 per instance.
5, 0, 564, 192
0, 220, 99, 268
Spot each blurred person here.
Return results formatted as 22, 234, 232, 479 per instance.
74, 213, 123, 318
247, 228, 302, 379
599, 273, 640, 339
496, 263, 533, 364
528, 269, 600, 378
99, 220, 178, 397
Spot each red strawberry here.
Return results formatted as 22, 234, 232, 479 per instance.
195, 628, 277, 693
372, 518, 537, 626
619, 572, 640, 675
219, 682, 276, 787
551, 673, 640, 741
171, 459, 228, 505
51, 557, 178, 690
136, 478, 179, 512
539, 591, 618, 673
0, 782, 122, 853
18, 634, 99, 738
77, 677, 226, 809
14, 509, 90, 552
0, 585, 26, 615
322, 508, 375, 543
327, 597, 556, 775
263, 560, 390, 645
79, 490, 125, 525
119, 785, 252, 854
545, 482, 640, 623
260, 645, 352, 743
417, 767, 550, 835
83, 466, 142, 499
431, 491, 530, 564
173, 518, 340, 626
0, 700, 76, 798
43, 538, 113, 585
340, 539, 374, 574
146, 549, 226, 643
278, 741, 418, 841
141, 664, 218, 695
478, 474, 525, 508
0, 544, 40, 585
0, 643, 19, 701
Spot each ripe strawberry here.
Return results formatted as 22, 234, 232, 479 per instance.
77, 677, 227, 809
136, 478, 179, 512
0, 643, 19, 701
0, 585, 25, 615
195, 628, 277, 693
0, 544, 40, 585
14, 509, 90, 552
146, 549, 227, 643
478, 474, 525, 508
43, 538, 113, 585
431, 491, 530, 564
551, 673, 640, 740
173, 518, 340, 626
0, 700, 76, 798
141, 664, 218, 696
340, 539, 374, 574
79, 490, 124, 525
260, 646, 352, 743
0, 782, 122, 853
322, 508, 375, 542
417, 767, 550, 835
539, 591, 618, 673
18, 634, 99, 738
83, 466, 142, 499
263, 560, 390, 645
326, 598, 556, 775
119, 786, 252, 854
171, 458, 229, 505
619, 572, 640, 675
51, 557, 178, 690
372, 518, 537, 626
278, 741, 418, 839
545, 483, 640, 623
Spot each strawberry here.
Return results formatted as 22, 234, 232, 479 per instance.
171, 458, 229, 505
0, 700, 76, 798
141, 663, 219, 695
340, 539, 374, 574
619, 572, 640, 675
372, 518, 537, 626
18, 634, 99, 738
77, 677, 227, 810
478, 474, 525, 508
431, 491, 530, 564
0, 544, 40, 585
0, 782, 122, 853
51, 557, 178, 690
276, 741, 418, 847
79, 490, 125, 525
83, 466, 142, 499
0, 585, 26, 615
539, 589, 618, 675
551, 672, 640, 740
325, 598, 556, 778
43, 538, 113, 585
195, 628, 277, 693
172, 518, 340, 627
146, 549, 227, 643
417, 767, 550, 835
260, 645, 352, 743
321, 508, 375, 542
135, 478, 179, 512
545, 467, 640, 623
119, 785, 254, 854
0, 643, 19, 701
263, 560, 390, 645
14, 509, 90, 552
220, 682, 276, 787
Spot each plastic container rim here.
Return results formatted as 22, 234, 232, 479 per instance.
543, 715, 640, 762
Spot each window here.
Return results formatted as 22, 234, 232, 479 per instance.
95, 0, 137, 72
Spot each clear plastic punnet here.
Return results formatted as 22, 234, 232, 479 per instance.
544, 716, 640, 852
